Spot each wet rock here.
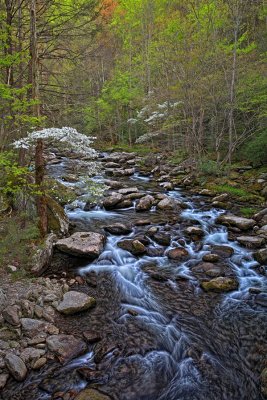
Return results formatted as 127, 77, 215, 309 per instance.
5, 354, 27, 381
21, 318, 58, 338
195, 262, 223, 278
236, 235, 265, 248
103, 179, 124, 189
56, 291, 96, 315
0, 289, 7, 312
254, 208, 267, 222
114, 199, 133, 209
216, 214, 256, 230
31, 233, 56, 275
83, 201, 97, 211
83, 331, 101, 343
0, 373, 9, 389
147, 247, 165, 257
199, 189, 214, 196
75, 388, 112, 400
153, 232, 171, 246
118, 187, 138, 195
255, 293, 267, 307
103, 193, 123, 209
260, 368, 267, 396
117, 239, 147, 255
104, 223, 132, 235
46, 195, 69, 235
254, 248, 267, 264
202, 253, 220, 263
157, 198, 180, 211
257, 225, 267, 237
160, 182, 173, 190
32, 357, 47, 370
212, 193, 229, 203
135, 219, 151, 226
184, 226, 204, 240
136, 195, 155, 211
211, 245, 234, 258
56, 232, 105, 259
167, 247, 189, 260
2, 305, 21, 326
201, 277, 238, 292
113, 168, 135, 177
46, 335, 87, 363
20, 347, 46, 364
104, 162, 120, 169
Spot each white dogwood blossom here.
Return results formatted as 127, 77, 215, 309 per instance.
13, 127, 98, 158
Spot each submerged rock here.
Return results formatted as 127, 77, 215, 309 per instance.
254, 248, 267, 264
56, 291, 96, 315
201, 277, 238, 292
5, 354, 27, 381
56, 232, 105, 258
46, 334, 87, 363
167, 247, 189, 260
117, 239, 147, 255
104, 223, 132, 235
136, 195, 155, 211
216, 214, 256, 231
236, 236, 265, 248
75, 388, 112, 400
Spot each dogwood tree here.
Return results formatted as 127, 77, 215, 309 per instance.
13, 127, 98, 236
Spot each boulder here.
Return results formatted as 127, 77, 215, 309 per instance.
160, 182, 173, 190
201, 277, 238, 292
212, 193, 229, 203
2, 305, 21, 327
167, 247, 189, 260
216, 214, 256, 231
46, 334, 87, 363
184, 226, 204, 240
211, 245, 234, 258
56, 232, 105, 258
118, 187, 139, 195
21, 318, 58, 338
46, 195, 69, 235
117, 239, 147, 255
255, 293, 267, 307
136, 195, 155, 211
5, 354, 27, 381
260, 368, 267, 397
236, 236, 265, 248
202, 253, 220, 263
103, 180, 124, 189
31, 233, 56, 275
103, 193, 123, 209
75, 388, 112, 400
114, 199, 132, 209
153, 232, 171, 246
254, 248, 267, 264
156, 198, 180, 211
20, 347, 46, 364
56, 291, 96, 315
104, 223, 132, 235
0, 289, 7, 312
257, 225, 267, 237
0, 373, 9, 389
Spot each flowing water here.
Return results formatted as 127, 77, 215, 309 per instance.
2, 157, 267, 400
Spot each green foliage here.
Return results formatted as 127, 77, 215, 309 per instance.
169, 150, 187, 165
199, 160, 224, 176
210, 184, 263, 203
243, 130, 267, 167
0, 214, 40, 268
0, 152, 38, 198
239, 207, 257, 218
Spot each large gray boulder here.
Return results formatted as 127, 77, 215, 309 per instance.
216, 214, 256, 230
46, 334, 87, 363
56, 232, 105, 258
56, 291, 96, 315
156, 198, 180, 211
5, 354, 27, 381
103, 193, 123, 209
31, 233, 56, 275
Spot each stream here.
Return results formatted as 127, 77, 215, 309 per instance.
2, 154, 267, 400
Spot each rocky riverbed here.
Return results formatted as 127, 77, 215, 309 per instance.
0, 151, 267, 400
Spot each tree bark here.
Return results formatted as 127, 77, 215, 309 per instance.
35, 138, 47, 237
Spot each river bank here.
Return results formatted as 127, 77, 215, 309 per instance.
0, 150, 267, 400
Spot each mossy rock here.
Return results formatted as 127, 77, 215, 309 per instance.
75, 388, 112, 400
46, 195, 69, 235
201, 277, 238, 292
46, 179, 77, 206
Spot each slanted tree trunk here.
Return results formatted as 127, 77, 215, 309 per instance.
35, 138, 47, 237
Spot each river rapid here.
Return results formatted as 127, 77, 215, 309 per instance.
2, 153, 267, 400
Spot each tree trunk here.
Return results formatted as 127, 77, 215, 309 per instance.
35, 139, 47, 237
29, 0, 40, 118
